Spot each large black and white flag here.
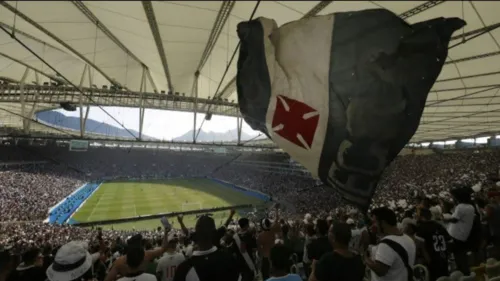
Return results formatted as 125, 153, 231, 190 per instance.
236, 9, 465, 209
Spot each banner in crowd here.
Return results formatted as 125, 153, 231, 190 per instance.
236, 9, 465, 208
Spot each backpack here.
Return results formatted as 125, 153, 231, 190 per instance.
379, 239, 414, 281
466, 204, 483, 250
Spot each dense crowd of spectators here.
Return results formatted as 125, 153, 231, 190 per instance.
1, 145, 499, 223
0, 165, 83, 221
0, 144, 500, 281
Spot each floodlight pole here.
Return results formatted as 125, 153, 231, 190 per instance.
24, 72, 41, 134
79, 64, 89, 138
19, 67, 30, 133
193, 71, 200, 144
139, 67, 147, 140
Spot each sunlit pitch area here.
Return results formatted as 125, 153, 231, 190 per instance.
70, 178, 264, 230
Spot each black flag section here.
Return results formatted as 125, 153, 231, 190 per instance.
236, 9, 465, 209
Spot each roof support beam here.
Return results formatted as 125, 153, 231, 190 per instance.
398, 0, 445, 19
71, 1, 158, 92
450, 22, 500, 42
0, 2, 120, 88
303, 1, 333, 19
19, 67, 30, 133
82, 68, 93, 133
427, 101, 500, 107
444, 51, 500, 65
193, 72, 200, 143
436, 70, 500, 83
237, 113, 243, 145
0, 51, 55, 81
196, 1, 235, 73
0, 23, 67, 53
142, 1, 174, 93
25, 74, 40, 133
79, 65, 89, 137
145, 68, 159, 94
139, 67, 147, 140
432, 84, 500, 93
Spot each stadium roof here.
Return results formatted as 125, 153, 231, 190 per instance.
0, 1, 499, 143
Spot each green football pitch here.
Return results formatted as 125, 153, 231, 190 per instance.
70, 178, 266, 230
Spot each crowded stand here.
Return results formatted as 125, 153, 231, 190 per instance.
1, 144, 500, 281
0, 164, 84, 222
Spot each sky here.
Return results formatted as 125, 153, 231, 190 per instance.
53, 107, 500, 144
55, 106, 261, 141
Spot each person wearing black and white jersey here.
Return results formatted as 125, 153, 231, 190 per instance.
173, 215, 240, 281
416, 208, 451, 281
229, 217, 257, 281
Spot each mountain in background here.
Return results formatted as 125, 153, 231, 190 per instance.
36, 110, 263, 142
173, 128, 254, 142
36, 111, 158, 140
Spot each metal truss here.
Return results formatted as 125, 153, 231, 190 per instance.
0, 135, 278, 151
444, 51, 500, 65
303, 1, 333, 19
0, 84, 240, 117
399, 1, 445, 19
142, 1, 174, 93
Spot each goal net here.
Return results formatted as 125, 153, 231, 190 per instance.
181, 202, 202, 211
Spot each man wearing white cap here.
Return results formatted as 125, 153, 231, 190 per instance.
46, 241, 101, 281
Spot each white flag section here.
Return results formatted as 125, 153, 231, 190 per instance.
236, 9, 465, 208
260, 16, 332, 178
232, 232, 256, 274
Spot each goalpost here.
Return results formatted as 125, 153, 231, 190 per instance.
181, 202, 203, 211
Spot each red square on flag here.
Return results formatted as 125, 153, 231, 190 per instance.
271, 95, 319, 149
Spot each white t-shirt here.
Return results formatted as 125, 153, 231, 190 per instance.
182, 245, 194, 258
156, 252, 186, 281
371, 234, 416, 281
117, 273, 157, 281
447, 203, 475, 241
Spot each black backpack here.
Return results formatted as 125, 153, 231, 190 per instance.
466, 204, 483, 250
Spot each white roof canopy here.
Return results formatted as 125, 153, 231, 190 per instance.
0, 1, 499, 143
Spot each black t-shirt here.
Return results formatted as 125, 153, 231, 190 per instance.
11, 265, 46, 281
173, 248, 240, 281
314, 251, 365, 281
307, 236, 332, 261
416, 221, 450, 269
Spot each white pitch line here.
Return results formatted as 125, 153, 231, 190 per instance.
88, 193, 104, 221
67, 183, 102, 223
